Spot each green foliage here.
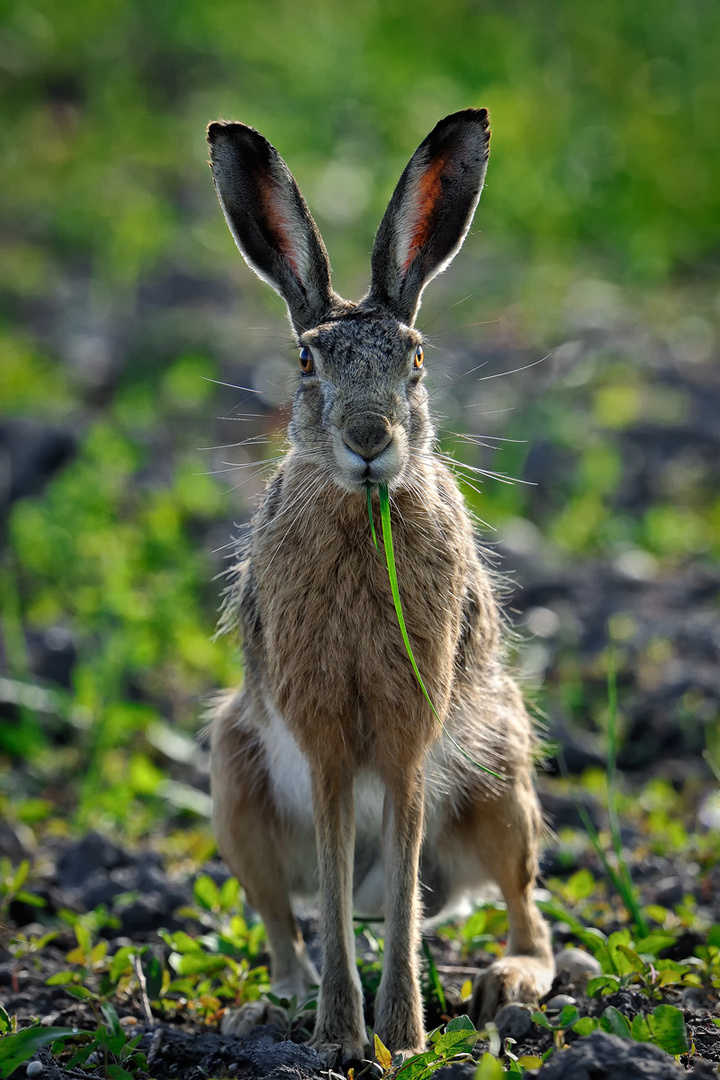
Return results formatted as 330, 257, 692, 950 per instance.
37, 884, 269, 1025
534, 1002, 690, 1058
0, 1004, 146, 1080
1, 419, 238, 826
2, 0, 720, 301
372, 1016, 479, 1079
0, 859, 45, 923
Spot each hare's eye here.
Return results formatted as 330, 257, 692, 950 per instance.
413, 345, 424, 369
299, 346, 314, 374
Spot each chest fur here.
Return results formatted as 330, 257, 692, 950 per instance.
250, 474, 469, 748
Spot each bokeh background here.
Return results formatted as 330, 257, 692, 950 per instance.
1, 0, 719, 837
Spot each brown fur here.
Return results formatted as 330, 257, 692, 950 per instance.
206, 110, 554, 1059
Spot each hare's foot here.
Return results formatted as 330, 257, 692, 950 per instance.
374, 981, 425, 1055
310, 984, 367, 1064
221, 999, 289, 1037
469, 955, 554, 1027
309, 1028, 366, 1067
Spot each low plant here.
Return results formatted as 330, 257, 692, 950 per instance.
0, 1002, 146, 1080
533, 1001, 689, 1058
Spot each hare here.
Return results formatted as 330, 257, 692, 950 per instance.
207, 109, 554, 1060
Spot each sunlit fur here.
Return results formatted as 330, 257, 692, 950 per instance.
207, 109, 554, 1059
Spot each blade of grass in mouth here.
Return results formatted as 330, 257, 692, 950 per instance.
368, 482, 500, 779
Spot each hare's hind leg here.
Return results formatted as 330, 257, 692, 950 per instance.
210, 693, 320, 1017
464, 766, 554, 1024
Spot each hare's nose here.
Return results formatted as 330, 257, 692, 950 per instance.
343, 414, 393, 462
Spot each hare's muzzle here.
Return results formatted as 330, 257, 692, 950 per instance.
342, 413, 394, 463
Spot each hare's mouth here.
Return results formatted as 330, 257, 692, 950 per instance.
335, 438, 405, 494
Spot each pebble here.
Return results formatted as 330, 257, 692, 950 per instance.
555, 947, 602, 981
494, 1002, 535, 1041
545, 994, 578, 1012
26, 1062, 43, 1077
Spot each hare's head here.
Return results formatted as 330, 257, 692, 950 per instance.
207, 110, 490, 494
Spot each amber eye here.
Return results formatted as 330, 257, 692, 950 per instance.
413, 345, 424, 369
299, 346, 314, 373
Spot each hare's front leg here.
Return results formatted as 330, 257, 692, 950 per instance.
373, 764, 426, 1054
310, 766, 367, 1060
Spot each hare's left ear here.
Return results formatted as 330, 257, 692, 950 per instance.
368, 109, 490, 326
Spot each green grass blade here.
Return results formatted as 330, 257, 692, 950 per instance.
366, 482, 379, 552
372, 483, 500, 779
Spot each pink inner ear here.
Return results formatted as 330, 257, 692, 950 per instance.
401, 156, 447, 274
259, 180, 304, 280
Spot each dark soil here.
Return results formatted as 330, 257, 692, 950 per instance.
2, 816, 719, 1079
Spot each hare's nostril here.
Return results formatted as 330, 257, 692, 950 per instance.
343, 415, 393, 462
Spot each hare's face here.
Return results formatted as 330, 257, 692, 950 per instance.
289, 314, 433, 494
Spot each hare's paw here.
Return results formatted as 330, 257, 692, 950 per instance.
221, 999, 289, 1037
309, 1027, 367, 1067
470, 955, 554, 1027
374, 985, 425, 1055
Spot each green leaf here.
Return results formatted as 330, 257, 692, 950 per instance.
645, 1005, 690, 1055
0, 1007, 11, 1035
555, 1004, 580, 1028
572, 1016, 598, 1036
142, 950, 164, 999
64, 985, 99, 1001
194, 874, 220, 911
587, 974, 620, 996
366, 483, 379, 552
46, 970, 78, 986
634, 932, 677, 957
163, 930, 202, 954
531, 1010, 552, 1030
631, 1014, 652, 1042
616, 943, 645, 973
395, 1050, 442, 1079
101, 1002, 122, 1037
10, 860, 30, 891
219, 876, 240, 911
0, 1027, 86, 1078
14, 891, 45, 908
109, 945, 136, 982
170, 951, 228, 976
473, 1052, 505, 1079
434, 1027, 478, 1055
446, 1015, 476, 1032
106, 1065, 136, 1080
600, 1006, 632, 1039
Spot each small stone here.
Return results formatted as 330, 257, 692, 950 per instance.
545, 994, 577, 1012
26, 1062, 43, 1077
555, 947, 602, 981
494, 1002, 534, 1041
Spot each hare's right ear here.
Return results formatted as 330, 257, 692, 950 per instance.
368, 109, 490, 326
207, 122, 334, 333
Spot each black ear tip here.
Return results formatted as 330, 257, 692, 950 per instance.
451, 107, 491, 136
207, 120, 231, 146
427, 108, 491, 150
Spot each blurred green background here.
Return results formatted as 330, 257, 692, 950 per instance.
1, 0, 719, 833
